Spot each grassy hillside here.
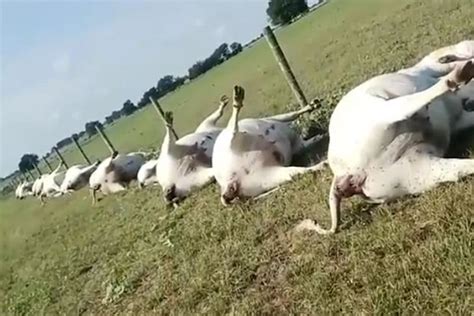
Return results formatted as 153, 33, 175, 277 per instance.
1, 0, 474, 314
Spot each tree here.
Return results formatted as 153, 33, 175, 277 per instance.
84, 121, 102, 137
105, 115, 114, 125
230, 42, 243, 56
213, 43, 230, 61
56, 136, 73, 149
137, 87, 159, 108
266, 0, 308, 26
187, 43, 231, 79
188, 60, 205, 79
156, 75, 176, 97
121, 100, 137, 116
156, 75, 187, 97
18, 154, 39, 172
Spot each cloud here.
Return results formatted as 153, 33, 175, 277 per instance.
52, 53, 71, 74
193, 17, 205, 28
214, 25, 227, 38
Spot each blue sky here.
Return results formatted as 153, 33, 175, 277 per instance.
0, 0, 317, 177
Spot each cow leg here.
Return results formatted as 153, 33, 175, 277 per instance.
160, 112, 178, 154
381, 61, 474, 123
107, 182, 126, 194
226, 86, 245, 135
454, 110, 474, 133
195, 95, 229, 133
51, 162, 63, 174
160, 115, 200, 158
297, 152, 474, 235
292, 134, 325, 156
250, 162, 327, 195
39, 194, 46, 205
264, 104, 316, 123
185, 168, 215, 193
362, 151, 474, 201
402, 156, 474, 194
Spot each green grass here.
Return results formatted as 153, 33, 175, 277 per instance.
2, 0, 474, 314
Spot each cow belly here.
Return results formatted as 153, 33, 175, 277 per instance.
237, 119, 294, 163
177, 131, 220, 158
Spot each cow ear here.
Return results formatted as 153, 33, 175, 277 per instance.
105, 158, 115, 172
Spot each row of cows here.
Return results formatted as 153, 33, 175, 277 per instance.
15, 40, 474, 234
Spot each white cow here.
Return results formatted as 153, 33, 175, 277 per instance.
60, 162, 100, 193
39, 163, 66, 200
14, 183, 22, 199
212, 86, 326, 206
137, 159, 159, 188
89, 152, 146, 204
32, 176, 46, 197
15, 181, 34, 199
155, 96, 229, 205
298, 41, 474, 234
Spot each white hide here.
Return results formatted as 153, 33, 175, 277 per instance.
298, 40, 474, 234
60, 163, 99, 193
15, 181, 34, 199
39, 164, 66, 198
155, 97, 228, 204
89, 152, 146, 203
212, 86, 326, 205
137, 159, 159, 188
32, 176, 46, 196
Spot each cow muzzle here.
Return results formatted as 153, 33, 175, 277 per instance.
164, 185, 178, 205
221, 182, 240, 206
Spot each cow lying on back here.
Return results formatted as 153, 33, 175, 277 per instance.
60, 162, 100, 193
298, 40, 474, 234
213, 86, 326, 205
28, 162, 100, 202
15, 181, 34, 199
89, 152, 146, 204
137, 159, 159, 188
38, 163, 66, 200
155, 96, 229, 205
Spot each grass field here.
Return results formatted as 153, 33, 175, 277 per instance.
2, 0, 474, 314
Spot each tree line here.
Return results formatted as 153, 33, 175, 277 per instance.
84, 42, 243, 137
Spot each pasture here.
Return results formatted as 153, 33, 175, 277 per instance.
1, 0, 474, 314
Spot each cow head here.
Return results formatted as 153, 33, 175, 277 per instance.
157, 144, 213, 205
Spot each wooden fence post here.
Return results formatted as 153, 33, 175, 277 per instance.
43, 156, 53, 172
33, 162, 42, 177
149, 96, 179, 139
71, 135, 91, 164
95, 124, 117, 156
27, 169, 35, 179
263, 26, 308, 107
52, 147, 69, 169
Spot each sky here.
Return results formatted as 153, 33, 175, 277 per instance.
0, 0, 318, 177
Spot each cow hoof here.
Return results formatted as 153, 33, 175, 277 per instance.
451, 60, 474, 86
220, 95, 230, 107
164, 111, 174, 127
233, 85, 245, 108
308, 98, 323, 111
